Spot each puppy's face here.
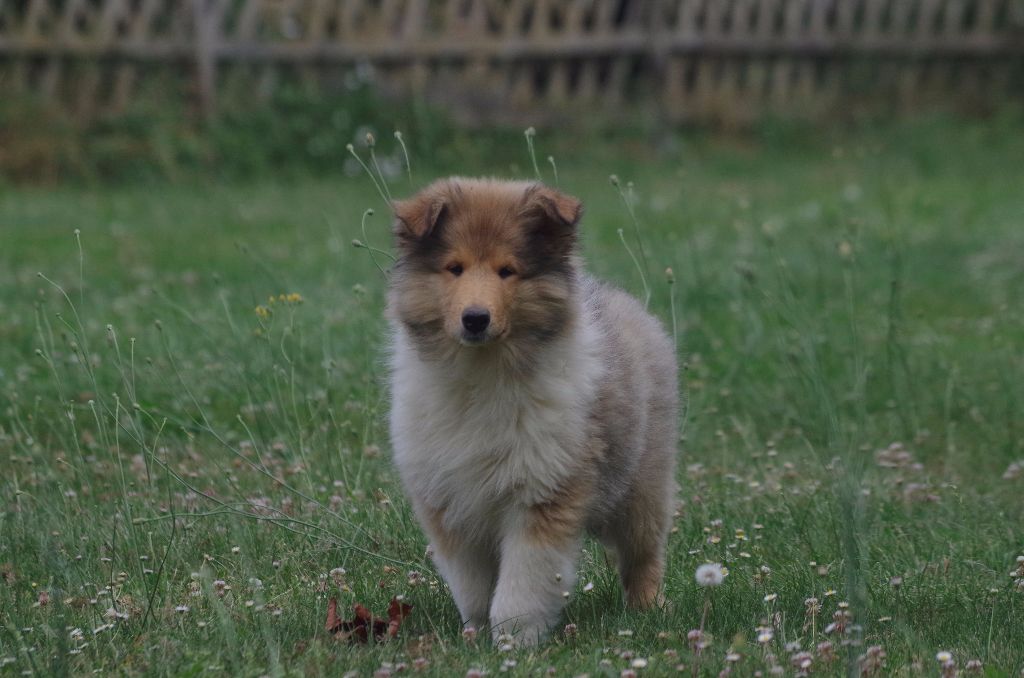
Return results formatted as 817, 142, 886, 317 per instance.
389, 178, 582, 352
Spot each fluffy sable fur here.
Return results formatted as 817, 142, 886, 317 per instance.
387, 177, 678, 646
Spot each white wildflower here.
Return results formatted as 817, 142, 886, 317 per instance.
695, 563, 725, 587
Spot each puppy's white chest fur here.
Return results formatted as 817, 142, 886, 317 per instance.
389, 319, 603, 535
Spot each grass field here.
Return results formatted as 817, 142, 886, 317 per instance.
2, 115, 1023, 677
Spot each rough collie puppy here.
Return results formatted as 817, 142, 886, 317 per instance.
387, 178, 678, 646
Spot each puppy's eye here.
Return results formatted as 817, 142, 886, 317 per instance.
498, 266, 516, 279
446, 263, 464, 276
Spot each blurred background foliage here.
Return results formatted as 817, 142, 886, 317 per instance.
3, 81, 1023, 186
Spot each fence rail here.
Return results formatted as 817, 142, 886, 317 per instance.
2, 0, 1023, 124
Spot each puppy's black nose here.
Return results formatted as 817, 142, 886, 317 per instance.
461, 307, 490, 334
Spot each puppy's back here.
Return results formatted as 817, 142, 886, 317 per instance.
583, 277, 679, 519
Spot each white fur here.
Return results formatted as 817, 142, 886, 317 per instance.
389, 308, 604, 643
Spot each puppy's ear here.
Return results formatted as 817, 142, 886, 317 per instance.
526, 185, 583, 230
392, 183, 450, 243
522, 185, 583, 259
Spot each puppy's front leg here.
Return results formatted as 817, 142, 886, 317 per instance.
434, 543, 497, 632
489, 498, 584, 646
417, 504, 496, 630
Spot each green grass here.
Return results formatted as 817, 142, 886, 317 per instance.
2, 115, 1024, 677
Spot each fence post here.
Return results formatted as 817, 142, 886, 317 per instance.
192, 0, 220, 119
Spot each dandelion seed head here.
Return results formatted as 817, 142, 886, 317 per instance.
696, 563, 725, 587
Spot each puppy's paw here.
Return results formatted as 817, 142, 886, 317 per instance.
490, 618, 547, 648
626, 589, 668, 611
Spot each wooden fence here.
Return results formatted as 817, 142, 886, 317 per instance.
1, 0, 1023, 124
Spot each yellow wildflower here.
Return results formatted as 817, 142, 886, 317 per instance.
268, 293, 304, 305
